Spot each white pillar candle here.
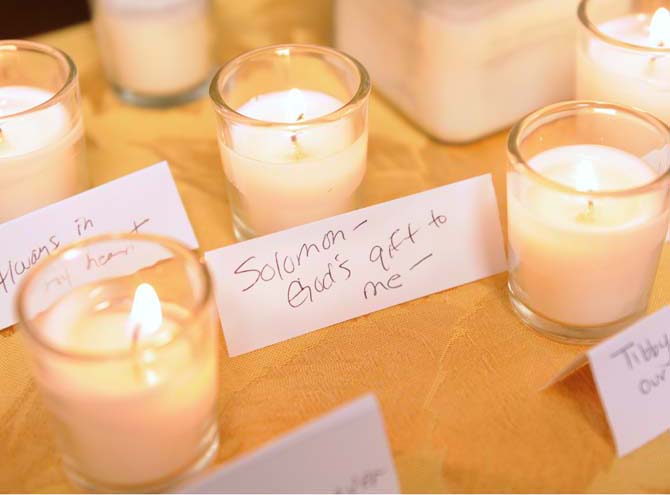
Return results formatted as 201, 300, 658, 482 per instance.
577, 7, 670, 123
35, 283, 218, 489
219, 88, 367, 237
92, 0, 214, 98
336, 0, 580, 142
508, 144, 669, 327
0, 86, 85, 222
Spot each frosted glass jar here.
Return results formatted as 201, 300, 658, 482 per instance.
335, 0, 580, 142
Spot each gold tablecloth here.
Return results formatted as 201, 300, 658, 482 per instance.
2, 1, 670, 492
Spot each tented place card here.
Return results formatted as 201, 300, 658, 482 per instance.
180, 394, 399, 494
546, 306, 670, 457
0, 162, 197, 330
205, 174, 506, 356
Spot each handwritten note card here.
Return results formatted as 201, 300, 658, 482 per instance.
205, 174, 506, 356
180, 394, 399, 494
587, 306, 670, 457
0, 162, 197, 330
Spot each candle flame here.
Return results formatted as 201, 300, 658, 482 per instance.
127, 283, 162, 341
287, 88, 306, 122
574, 160, 599, 192
650, 7, 670, 47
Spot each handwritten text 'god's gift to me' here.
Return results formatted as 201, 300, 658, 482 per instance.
205, 174, 506, 356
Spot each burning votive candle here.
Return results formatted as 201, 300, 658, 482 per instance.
210, 44, 370, 240
89, 0, 216, 106
507, 101, 670, 342
0, 40, 87, 223
17, 234, 220, 492
577, 0, 670, 123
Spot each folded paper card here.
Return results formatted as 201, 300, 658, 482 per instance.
0, 162, 197, 330
179, 394, 399, 493
545, 306, 670, 457
205, 174, 506, 356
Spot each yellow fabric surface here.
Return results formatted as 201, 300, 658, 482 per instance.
2, 1, 670, 492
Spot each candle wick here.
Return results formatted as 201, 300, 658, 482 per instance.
576, 198, 596, 223
290, 132, 306, 160
290, 111, 305, 159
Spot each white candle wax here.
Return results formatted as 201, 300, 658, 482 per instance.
0, 86, 85, 222
93, 0, 214, 96
219, 89, 367, 237
508, 145, 669, 327
577, 8, 670, 123
36, 284, 218, 488
336, 0, 579, 142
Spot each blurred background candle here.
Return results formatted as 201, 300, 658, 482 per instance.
507, 101, 670, 342
17, 235, 220, 492
336, 0, 580, 142
577, 0, 670, 124
89, 0, 216, 106
0, 40, 87, 223
210, 44, 370, 240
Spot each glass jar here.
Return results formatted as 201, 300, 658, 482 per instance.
0, 40, 87, 222
507, 100, 670, 342
89, 0, 217, 106
17, 233, 220, 492
210, 43, 370, 240
577, 0, 670, 125
335, 0, 579, 142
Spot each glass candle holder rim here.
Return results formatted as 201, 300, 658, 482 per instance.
578, 0, 670, 54
0, 39, 78, 120
507, 99, 670, 198
209, 43, 371, 128
16, 232, 213, 363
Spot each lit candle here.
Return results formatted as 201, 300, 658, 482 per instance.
508, 144, 669, 328
18, 235, 219, 492
0, 41, 87, 223
90, 0, 215, 103
577, 4, 670, 123
220, 88, 367, 237
210, 44, 370, 240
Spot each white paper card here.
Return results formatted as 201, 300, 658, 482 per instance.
205, 174, 506, 356
0, 162, 197, 330
588, 306, 670, 457
180, 394, 399, 494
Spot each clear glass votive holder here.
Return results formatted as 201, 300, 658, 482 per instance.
0, 40, 87, 223
577, 0, 670, 124
507, 101, 670, 342
89, 0, 217, 106
17, 234, 220, 493
210, 43, 371, 240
